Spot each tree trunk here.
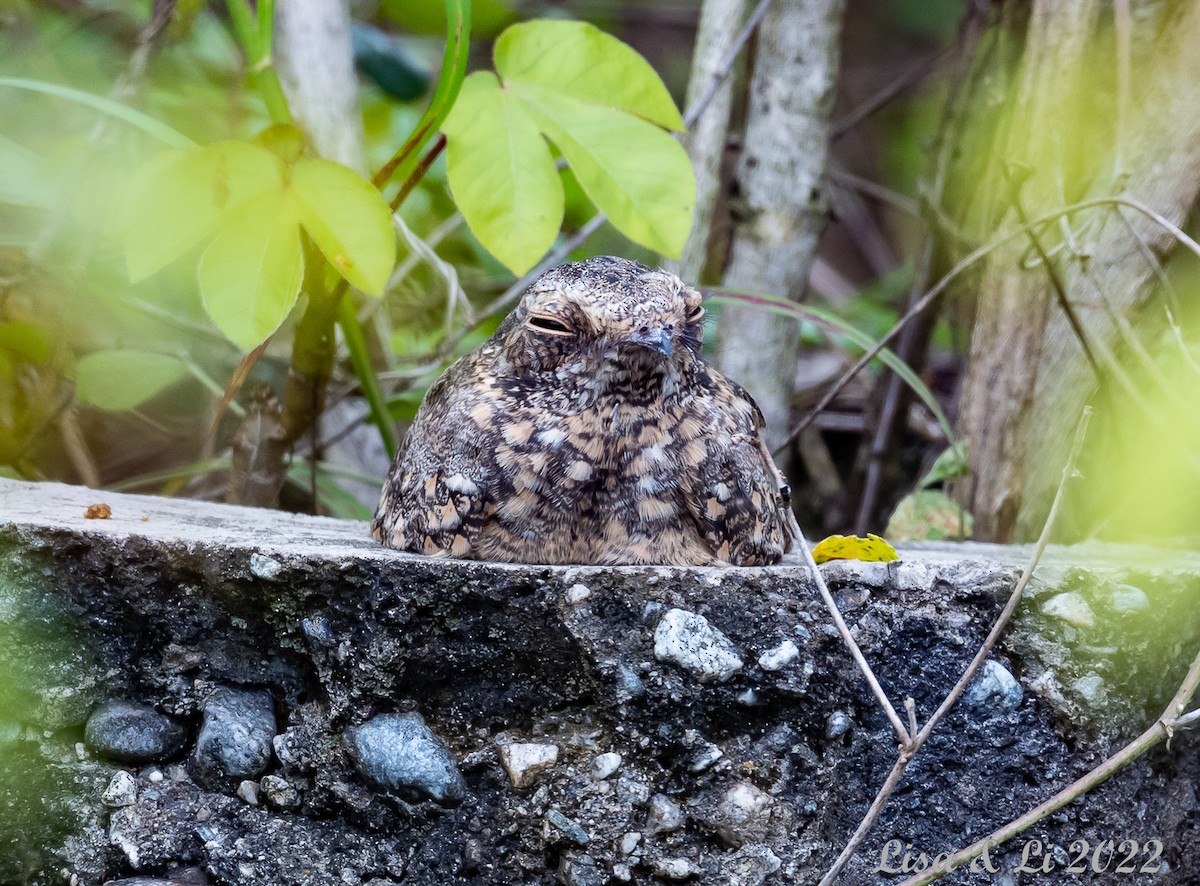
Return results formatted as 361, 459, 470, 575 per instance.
955, 0, 1200, 541
664, 0, 747, 285
714, 0, 845, 455
276, 0, 366, 173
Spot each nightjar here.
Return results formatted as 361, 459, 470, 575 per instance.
372, 256, 796, 566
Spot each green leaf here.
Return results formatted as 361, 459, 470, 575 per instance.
439, 19, 694, 270
75, 350, 188, 411
918, 441, 969, 489
197, 189, 304, 349
289, 158, 396, 295
495, 20, 683, 131
443, 72, 563, 275
516, 83, 694, 257
125, 141, 284, 282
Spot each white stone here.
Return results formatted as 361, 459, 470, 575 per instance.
497, 741, 558, 788
757, 639, 800, 671
619, 832, 642, 855
565, 583, 592, 604
1042, 592, 1095, 629
102, 770, 137, 807
653, 858, 700, 880
249, 552, 282, 580
653, 608, 743, 682
591, 751, 621, 780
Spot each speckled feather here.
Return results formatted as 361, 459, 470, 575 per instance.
372, 256, 796, 566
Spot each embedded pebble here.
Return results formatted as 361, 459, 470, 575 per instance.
689, 742, 723, 773
614, 666, 645, 701
558, 854, 603, 886
591, 751, 622, 780
545, 809, 590, 845
653, 857, 700, 880
189, 687, 276, 788
1074, 672, 1106, 704
1110, 584, 1149, 614
85, 702, 187, 764
344, 712, 465, 805
248, 552, 282, 579
565, 583, 591, 604
619, 832, 641, 855
260, 773, 300, 809
757, 639, 799, 671
653, 608, 743, 682
714, 781, 776, 848
645, 793, 685, 835
497, 741, 558, 788
964, 660, 1024, 712
1041, 592, 1095, 629
825, 711, 853, 739
612, 862, 632, 882
101, 770, 137, 807
236, 779, 260, 806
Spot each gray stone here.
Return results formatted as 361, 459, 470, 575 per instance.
84, 702, 187, 764
825, 711, 852, 739
653, 608, 743, 682
260, 773, 300, 809
1110, 583, 1150, 613
343, 712, 465, 805
712, 781, 778, 848
964, 660, 1024, 712
545, 809, 590, 846
188, 687, 276, 789
558, 853, 603, 886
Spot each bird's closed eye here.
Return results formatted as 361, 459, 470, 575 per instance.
526, 315, 575, 335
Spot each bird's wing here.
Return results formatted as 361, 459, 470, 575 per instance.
681, 377, 796, 566
371, 361, 500, 559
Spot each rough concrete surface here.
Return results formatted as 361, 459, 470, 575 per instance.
0, 478, 1197, 885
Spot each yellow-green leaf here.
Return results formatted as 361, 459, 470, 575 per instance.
197, 190, 304, 350
812, 533, 900, 565
495, 20, 683, 131
515, 83, 695, 257
288, 158, 396, 295
125, 141, 284, 282
75, 350, 188, 412
443, 72, 563, 275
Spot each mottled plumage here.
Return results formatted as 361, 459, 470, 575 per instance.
372, 256, 796, 566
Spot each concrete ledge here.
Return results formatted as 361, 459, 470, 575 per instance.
0, 479, 1197, 885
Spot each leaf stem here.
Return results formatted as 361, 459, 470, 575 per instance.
337, 288, 399, 457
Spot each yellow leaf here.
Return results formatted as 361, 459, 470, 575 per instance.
812, 533, 899, 565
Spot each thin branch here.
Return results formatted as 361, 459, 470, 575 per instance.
796, 531, 911, 746
900, 642, 1200, 885
913, 407, 1090, 747
832, 50, 946, 138
1005, 165, 1101, 377
775, 194, 1200, 454
817, 407, 1092, 886
682, 0, 775, 129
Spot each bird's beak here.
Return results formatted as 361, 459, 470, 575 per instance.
626, 328, 673, 357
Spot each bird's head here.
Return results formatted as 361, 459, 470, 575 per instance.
503, 256, 706, 393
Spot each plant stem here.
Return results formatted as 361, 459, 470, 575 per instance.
338, 289, 399, 457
